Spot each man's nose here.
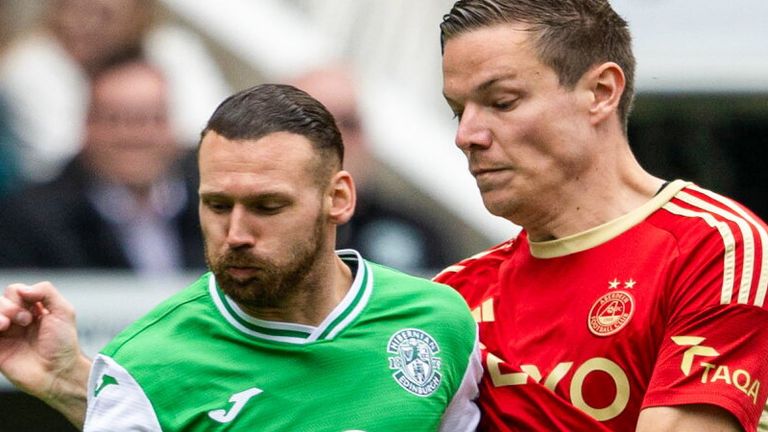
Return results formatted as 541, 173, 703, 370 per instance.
225, 205, 256, 249
455, 106, 492, 151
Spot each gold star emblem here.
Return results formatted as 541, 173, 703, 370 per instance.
624, 279, 637, 289
609, 279, 620, 289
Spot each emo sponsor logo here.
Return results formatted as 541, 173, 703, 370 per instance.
588, 290, 635, 336
387, 329, 442, 397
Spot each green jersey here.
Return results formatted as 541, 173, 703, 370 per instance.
84, 250, 481, 431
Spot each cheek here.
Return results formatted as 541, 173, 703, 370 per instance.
277, 206, 326, 243
493, 115, 548, 165
199, 213, 226, 247
508, 107, 585, 170
540, 115, 594, 173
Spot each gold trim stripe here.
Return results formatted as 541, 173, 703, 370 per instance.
529, 180, 691, 259
440, 265, 465, 274
481, 298, 495, 322
662, 202, 737, 305
433, 239, 515, 280
677, 191, 755, 304
689, 185, 768, 308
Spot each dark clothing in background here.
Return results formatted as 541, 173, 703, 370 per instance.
0, 152, 204, 270
337, 192, 454, 274
0, 96, 21, 197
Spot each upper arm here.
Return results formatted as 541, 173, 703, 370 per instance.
84, 355, 162, 432
438, 339, 482, 432
643, 189, 768, 430
637, 405, 742, 432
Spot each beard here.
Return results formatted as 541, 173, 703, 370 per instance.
205, 214, 327, 310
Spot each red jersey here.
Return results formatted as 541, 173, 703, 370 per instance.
435, 181, 768, 431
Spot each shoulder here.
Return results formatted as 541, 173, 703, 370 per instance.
431, 236, 521, 300
368, 261, 468, 308
652, 183, 767, 263
652, 183, 767, 244
365, 261, 476, 336
101, 274, 211, 357
364, 261, 479, 374
650, 183, 768, 307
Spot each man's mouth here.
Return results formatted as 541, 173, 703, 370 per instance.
225, 266, 261, 279
471, 167, 507, 177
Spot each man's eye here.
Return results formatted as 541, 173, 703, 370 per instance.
204, 201, 230, 213
255, 203, 287, 214
492, 100, 515, 110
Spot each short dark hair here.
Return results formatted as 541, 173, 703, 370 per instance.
201, 83, 344, 174
440, 0, 636, 132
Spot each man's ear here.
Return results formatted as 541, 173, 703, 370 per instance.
584, 62, 625, 126
326, 170, 356, 225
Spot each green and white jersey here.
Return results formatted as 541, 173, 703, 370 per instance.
84, 250, 481, 431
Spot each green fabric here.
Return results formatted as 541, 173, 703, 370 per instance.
100, 254, 476, 431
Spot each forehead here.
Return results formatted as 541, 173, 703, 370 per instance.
442, 23, 546, 96
198, 131, 319, 192
91, 69, 166, 110
54, 0, 143, 22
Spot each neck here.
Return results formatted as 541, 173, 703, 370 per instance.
128, 185, 153, 206
520, 139, 664, 241
237, 254, 353, 326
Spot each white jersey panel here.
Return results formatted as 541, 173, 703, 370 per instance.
438, 328, 482, 432
84, 354, 162, 432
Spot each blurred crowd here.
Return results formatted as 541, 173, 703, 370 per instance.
0, 0, 464, 275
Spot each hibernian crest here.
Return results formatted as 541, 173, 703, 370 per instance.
387, 328, 442, 397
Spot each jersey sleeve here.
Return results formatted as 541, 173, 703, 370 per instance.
84, 354, 162, 432
643, 187, 768, 432
433, 240, 514, 309
438, 332, 482, 431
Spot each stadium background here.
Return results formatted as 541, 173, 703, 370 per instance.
0, 1, 765, 430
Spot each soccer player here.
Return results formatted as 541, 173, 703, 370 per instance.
435, 0, 768, 431
0, 84, 481, 431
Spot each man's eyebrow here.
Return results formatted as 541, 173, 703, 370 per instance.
476, 73, 519, 93
198, 191, 231, 203
444, 72, 520, 102
199, 191, 289, 201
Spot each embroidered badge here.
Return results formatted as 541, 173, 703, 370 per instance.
588, 290, 635, 336
387, 329, 442, 396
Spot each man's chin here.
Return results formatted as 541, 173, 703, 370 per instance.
216, 271, 262, 290
216, 278, 266, 305
218, 283, 284, 311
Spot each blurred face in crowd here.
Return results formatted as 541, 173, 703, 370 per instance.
83, 62, 178, 193
198, 131, 344, 311
442, 24, 593, 222
48, 0, 151, 72
291, 67, 370, 188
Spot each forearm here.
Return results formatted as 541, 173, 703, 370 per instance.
636, 405, 742, 432
39, 353, 92, 430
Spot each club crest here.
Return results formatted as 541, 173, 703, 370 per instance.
588, 290, 635, 336
387, 328, 442, 397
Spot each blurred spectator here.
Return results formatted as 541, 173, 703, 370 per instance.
0, 94, 20, 196
0, 0, 229, 182
0, 0, 21, 196
0, 60, 204, 272
290, 64, 459, 273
